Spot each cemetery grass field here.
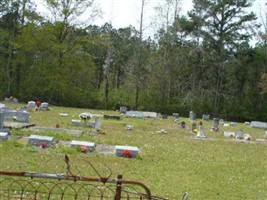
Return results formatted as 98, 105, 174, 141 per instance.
0, 103, 266, 199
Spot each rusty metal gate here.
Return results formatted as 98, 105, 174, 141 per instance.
0, 155, 171, 200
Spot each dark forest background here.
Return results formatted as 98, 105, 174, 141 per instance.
1, 0, 267, 121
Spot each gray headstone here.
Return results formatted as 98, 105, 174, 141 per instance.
189, 111, 196, 120
4, 110, 17, 120
70, 140, 95, 152
202, 114, 210, 121
172, 113, 179, 119
143, 112, 157, 118
236, 129, 244, 140
212, 118, 219, 131
93, 118, 101, 132
27, 101, 36, 109
40, 102, 49, 110
28, 134, 54, 147
16, 111, 29, 123
125, 111, 144, 118
119, 106, 127, 114
250, 121, 267, 129
115, 145, 139, 158
0, 112, 4, 129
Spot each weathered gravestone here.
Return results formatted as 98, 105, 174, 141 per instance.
115, 145, 139, 158
143, 112, 157, 118
3, 108, 16, 120
27, 101, 36, 110
212, 118, 220, 131
93, 118, 102, 132
235, 129, 244, 140
189, 111, 196, 121
28, 134, 54, 147
40, 102, 49, 110
0, 112, 4, 129
250, 121, 267, 129
202, 114, 210, 121
70, 140, 96, 152
16, 111, 29, 123
119, 106, 127, 114
172, 113, 179, 119
125, 111, 144, 118
0, 132, 9, 141
104, 115, 121, 120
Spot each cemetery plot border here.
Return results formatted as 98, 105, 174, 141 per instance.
0, 155, 170, 200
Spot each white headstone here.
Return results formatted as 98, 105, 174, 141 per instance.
115, 145, 139, 158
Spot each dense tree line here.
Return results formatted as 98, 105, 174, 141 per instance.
0, 0, 267, 121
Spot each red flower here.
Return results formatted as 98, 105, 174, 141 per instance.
40, 142, 47, 148
122, 150, 132, 158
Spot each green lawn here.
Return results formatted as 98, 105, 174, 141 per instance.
0, 102, 266, 199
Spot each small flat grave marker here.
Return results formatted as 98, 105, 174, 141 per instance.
28, 134, 54, 147
143, 112, 157, 118
104, 115, 121, 120
0, 132, 9, 141
125, 111, 144, 118
250, 121, 267, 129
115, 145, 139, 158
71, 140, 95, 152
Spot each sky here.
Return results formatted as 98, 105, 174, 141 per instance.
37, 0, 266, 40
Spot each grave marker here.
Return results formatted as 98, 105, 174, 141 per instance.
202, 114, 210, 121
0, 112, 4, 129
189, 111, 196, 121
172, 113, 179, 119
250, 121, 267, 129
115, 145, 139, 158
212, 118, 219, 131
125, 111, 144, 118
119, 106, 127, 114
0, 132, 9, 141
16, 111, 29, 123
143, 112, 157, 118
40, 102, 49, 110
70, 140, 96, 152
28, 135, 54, 147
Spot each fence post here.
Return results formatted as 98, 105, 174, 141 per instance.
114, 174, 123, 200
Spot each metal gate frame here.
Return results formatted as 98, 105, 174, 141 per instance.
0, 155, 169, 200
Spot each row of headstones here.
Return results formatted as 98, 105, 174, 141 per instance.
4, 97, 18, 103
26, 134, 139, 158
28, 101, 49, 110
0, 108, 29, 123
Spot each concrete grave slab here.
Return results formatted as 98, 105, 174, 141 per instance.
0, 132, 9, 141
143, 112, 157, 118
30, 126, 83, 137
104, 115, 121, 120
70, 140, 95, 152
28, 134, 54, 147
115, 145, 139, 158
125, 111, 144, 118
250, 121, 267, 129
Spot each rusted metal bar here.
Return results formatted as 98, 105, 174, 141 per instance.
0, 170, 152, 199
114, 174, 123, 200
